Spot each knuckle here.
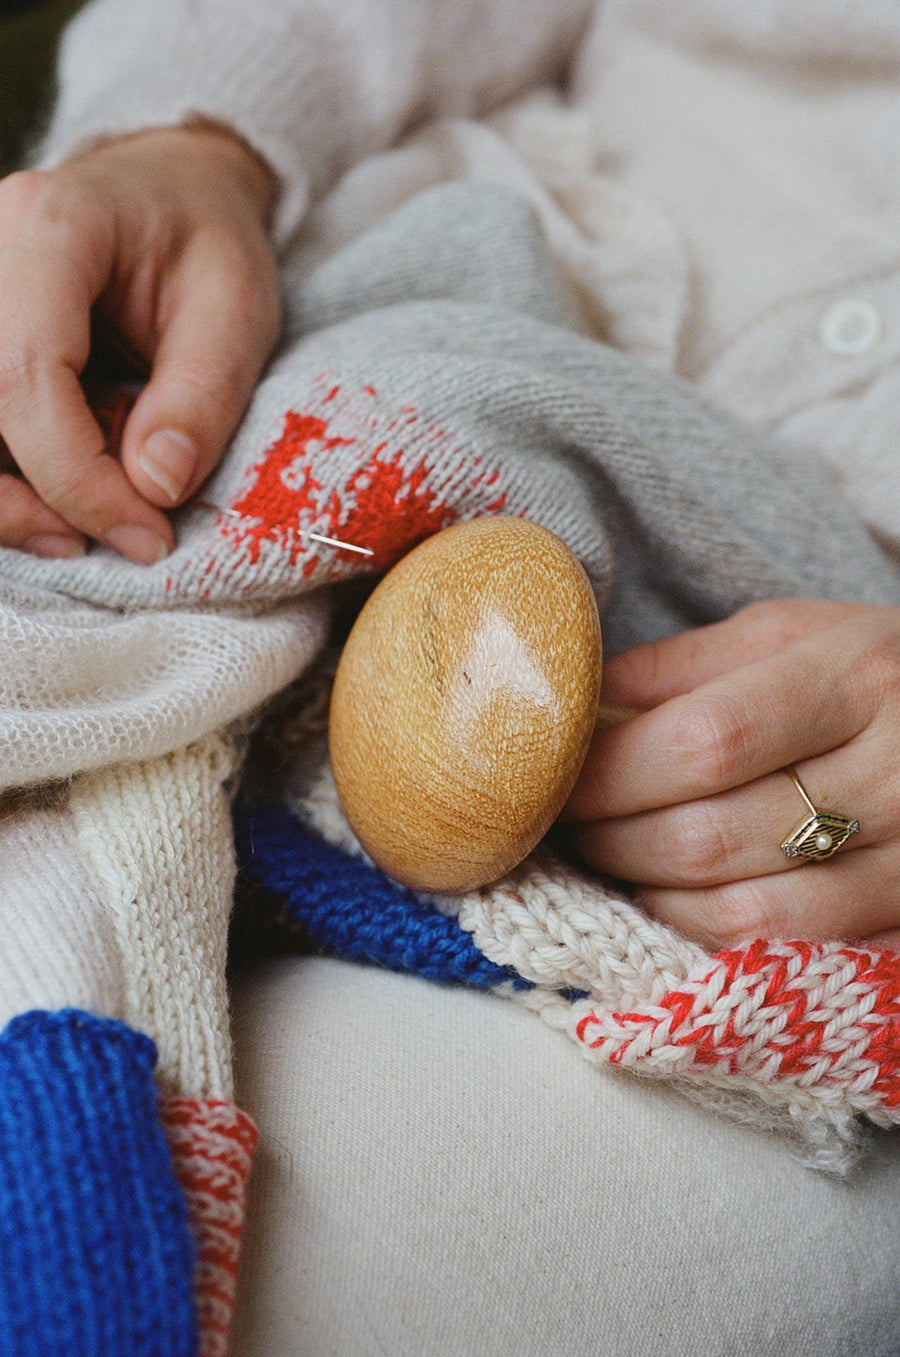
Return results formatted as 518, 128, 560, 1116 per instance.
31, 461, 86, 518
705, 882, 781, 951
175, 358, 245, 419
671, 692, 751, 789
26, 440, 105, 521
0, 167, 90, 235
851, 633, 900, 708
39, 472, 129, 541
737, 598, 800, 648
636, 633, 670, 694
0, 169, 112, 287
0, 169, 48, 222
664, 802, 732, 886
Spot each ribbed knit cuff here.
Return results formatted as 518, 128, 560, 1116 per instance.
161, 1098, 258, 1357
0, 1010, 197, 1357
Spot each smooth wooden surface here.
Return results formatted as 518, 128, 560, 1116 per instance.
329, 516, 603, 892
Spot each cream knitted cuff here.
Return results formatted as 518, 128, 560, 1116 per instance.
70, 732, 240, 1100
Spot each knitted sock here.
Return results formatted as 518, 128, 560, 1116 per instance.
1, 180, 899, 1339
0, 1010, 196, 1357
69, 734, 258, 1355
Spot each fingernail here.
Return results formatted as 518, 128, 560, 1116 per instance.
138, 429, 197, 503
106, 525, 170, 565
24, 534, 87, 560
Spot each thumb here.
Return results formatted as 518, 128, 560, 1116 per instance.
120, 240, 281, 506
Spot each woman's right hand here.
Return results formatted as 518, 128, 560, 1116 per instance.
0, 123, 282, 564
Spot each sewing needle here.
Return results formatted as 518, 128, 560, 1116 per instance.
193, 499, 374, 556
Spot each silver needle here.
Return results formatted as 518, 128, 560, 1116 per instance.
193, 500, 373, 555
306, 532, 374, 557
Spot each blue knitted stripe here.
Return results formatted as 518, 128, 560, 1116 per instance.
0, 1010, 197, 1357
235, 804, 530, 990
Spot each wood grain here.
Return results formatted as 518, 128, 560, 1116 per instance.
329, 516, 603, 892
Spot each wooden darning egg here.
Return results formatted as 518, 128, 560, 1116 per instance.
328, 516, 602, 893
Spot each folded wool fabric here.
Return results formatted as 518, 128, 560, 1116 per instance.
3, 183, 900, 1350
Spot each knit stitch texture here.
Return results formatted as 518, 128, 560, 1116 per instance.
236, 762, 900, 1175
7, 2, 900, 1343
0, 1011, 197, 1357
161, 1098, 258, 1357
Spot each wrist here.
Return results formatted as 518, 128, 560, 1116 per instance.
75, 122, 279, 230
175, 119, 279, 225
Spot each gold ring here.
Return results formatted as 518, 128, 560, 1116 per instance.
781, 767, 859, 862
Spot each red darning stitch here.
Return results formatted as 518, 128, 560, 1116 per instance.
224, 396, 507, 577
227, 411, 351, 568
335, 448, 455, 570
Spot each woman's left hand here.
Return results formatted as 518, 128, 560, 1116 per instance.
565, 599, 900, 952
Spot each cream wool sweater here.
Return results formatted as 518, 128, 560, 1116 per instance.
38, 0, 900, 553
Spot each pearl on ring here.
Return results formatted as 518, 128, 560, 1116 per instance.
781, 767, 859, 862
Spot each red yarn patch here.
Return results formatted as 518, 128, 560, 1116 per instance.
221, 380, 507, 580
228, 410, 354, 570
157, 377, 510, 599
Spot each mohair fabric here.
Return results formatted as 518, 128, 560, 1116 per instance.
2, 183, 900, 1348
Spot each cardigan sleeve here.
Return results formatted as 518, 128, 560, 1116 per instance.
34, 0, 595, 243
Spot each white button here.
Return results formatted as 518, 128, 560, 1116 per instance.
820, 298, 883, 356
